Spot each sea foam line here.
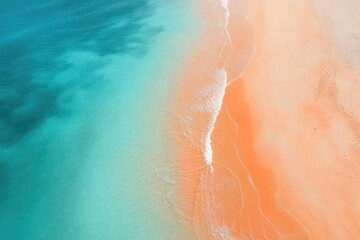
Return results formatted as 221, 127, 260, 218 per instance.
200, 0, 231, 171
191, 69, 228, 170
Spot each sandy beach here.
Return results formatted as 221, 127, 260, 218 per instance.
171, 0, 360, 239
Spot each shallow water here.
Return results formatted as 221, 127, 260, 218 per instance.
0, 1, 200, 239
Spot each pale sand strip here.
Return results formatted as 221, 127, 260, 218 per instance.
242, 0, 360, 239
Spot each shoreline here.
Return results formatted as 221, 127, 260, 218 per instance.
169, 0, 360, 239
168, 0, 298, 238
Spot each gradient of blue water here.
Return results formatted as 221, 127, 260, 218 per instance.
0, 1, 199, 239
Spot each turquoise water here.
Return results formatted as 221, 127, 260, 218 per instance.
0, 1, 200, 239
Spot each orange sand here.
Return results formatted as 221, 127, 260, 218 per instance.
171, 0, 360, 239
241, 1, 360, 239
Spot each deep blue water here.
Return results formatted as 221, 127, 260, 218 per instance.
0, 0, 161, 145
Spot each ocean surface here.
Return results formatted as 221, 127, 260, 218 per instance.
0, 1, 200, 239
2, 0, 360, 239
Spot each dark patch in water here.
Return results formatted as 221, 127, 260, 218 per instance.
0, 0, 162, 145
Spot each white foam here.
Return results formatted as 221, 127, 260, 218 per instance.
219, 0, 230, 35
197, 0, 231, 171
181, 0, 231, 170
203, 70, 227, 167
189, 69, 227, 168
218, 0, 229, 10
180, 0, 234, 171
